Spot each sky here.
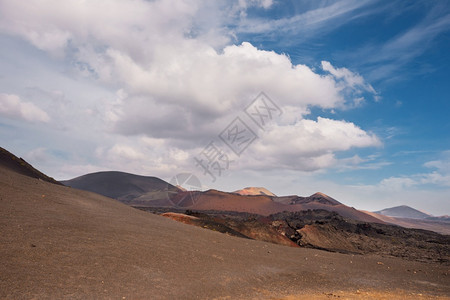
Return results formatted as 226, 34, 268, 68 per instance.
0, 0, 449, 215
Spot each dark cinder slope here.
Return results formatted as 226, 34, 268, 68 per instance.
0, 147, 62, 185
62, 171, 179, 205
375, 205, 431, 219
291, 192, 342, 206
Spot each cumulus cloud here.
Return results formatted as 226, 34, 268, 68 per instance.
0, 93, 50, 123
107, 41, 355, 145
0, 1, 371, 109
90, 137, 195, 178
244, 117, 381, 171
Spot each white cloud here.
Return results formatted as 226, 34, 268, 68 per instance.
106, 144, 146, 161
419, 172, 450, 187
25, 147, 48, 162
104, 42, 379, 149
424, 151, 450, 172
370, 151, 450, 191
238, 0, 273, 10
334, 155, 391, 171
0, 1, 372, 119
86, 137, 197, 179
57, 163, 107, 180
321, 61, 375, 93
379, 176, 417, 191
321, 61, 377, 106
244, 117, 381, 171
237, 0, 373, 35
0, 93, 50, 123
421, 151, 450, 186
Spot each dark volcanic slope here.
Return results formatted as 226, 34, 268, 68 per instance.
272, 192, 341, 206
62, 171, 179, 205
2, 160, 450, 298
290, 192, 342, 206
0, 147, 62, 185
375, 205, 431, 219
271, 210, 450, 263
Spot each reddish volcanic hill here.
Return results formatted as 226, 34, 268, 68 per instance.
176, 189, 383, 223
233, 187, 276, 196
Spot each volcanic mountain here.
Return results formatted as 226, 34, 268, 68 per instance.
375, 205, 432, 219
234, 187, 276, 196
172, 189, 382, 223
1, 147, 449, 298
274, 192, 342, 206
364, 206, 450, 235
61, 171, 180, 206
63, 172, 380, 222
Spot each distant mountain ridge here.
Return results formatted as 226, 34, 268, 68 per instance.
58, 170, 450, 234
62, 171, 379, 223
375, 205, 432, 219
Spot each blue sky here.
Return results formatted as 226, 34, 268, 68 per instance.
244, 1, 450, 182
0, 0, 449, 214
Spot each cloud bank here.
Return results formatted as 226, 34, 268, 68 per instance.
0, 0, 380, 177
